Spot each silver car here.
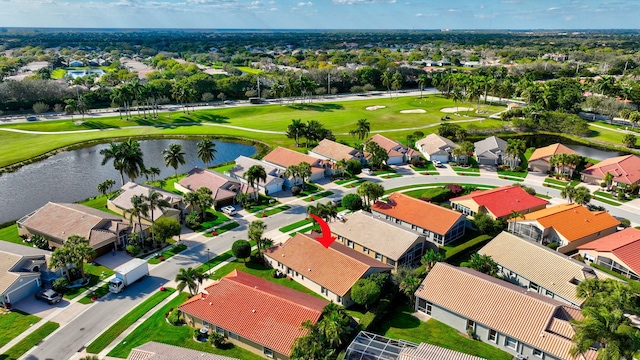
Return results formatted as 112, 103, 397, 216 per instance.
35, 289, 62, 304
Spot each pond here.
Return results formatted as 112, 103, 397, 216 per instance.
0, 139, 256, 224
564, 144, 622, 161
66, 69, 106, 79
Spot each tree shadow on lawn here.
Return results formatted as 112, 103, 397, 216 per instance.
82, 121, 119, 130
287, 103, 344, 112
372, 302, 421, 332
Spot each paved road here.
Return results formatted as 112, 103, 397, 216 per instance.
23, 170, 640, 359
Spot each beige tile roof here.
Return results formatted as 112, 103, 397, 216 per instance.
479, 232, 617, 306
177, 168, 254, 201
264, 233, 392, 296
415, 263, 593, 360
127, 341, 238, 360
110, 182, 183, 221
399, 343, 485, 360
415, 134, 459, 156
529, 143, 578, 162
367, 134, 420, 158
263, 147, 326, 173
311, 139, 361, 161
329, 211, 423, 260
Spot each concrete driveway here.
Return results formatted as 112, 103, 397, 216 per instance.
13, 295, 70, 319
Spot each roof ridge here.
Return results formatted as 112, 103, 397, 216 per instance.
57, 202, 103, 220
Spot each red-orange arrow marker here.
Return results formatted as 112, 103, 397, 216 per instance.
309, 214, 337, 248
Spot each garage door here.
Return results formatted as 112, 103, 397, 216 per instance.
6, 277, 40, 304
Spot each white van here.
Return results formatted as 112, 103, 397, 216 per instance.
362, 168, 373, 175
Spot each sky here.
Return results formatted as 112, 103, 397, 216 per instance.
2, 0, 640, 30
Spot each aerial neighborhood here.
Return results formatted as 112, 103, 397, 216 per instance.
2, 28, 640, 360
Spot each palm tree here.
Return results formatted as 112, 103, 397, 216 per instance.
573, 186, 592, 206
571, 306, 640, 360
334, 159, 348, 179
246, 165, 267, 196
197, 138, 217, 168
604, 172, 615, 191
421, 249, 445, 272
318, 302, 351, 348
561, 185, 577, 203
175, 267, 206, 296
129, 194, 149, 248
297, 162, 312, 190
509, 210, 523, 232
162, 143, 186, 180
417, 74, 428, 98
97, 179, 115, 196
50, 247, 74, 282
468, 253, 498, 276
287, 119, 307, 148
143, 167, 161, 182
381, 71, 393, 98
65, 235, 96, 281
353, 118, 371, 140
100, 142, 126, 185
248, 220, 267, 250
120, 139, 146, 182
183, 190, 199, 214
285, 165, 299, 186
147, 189, 170, 247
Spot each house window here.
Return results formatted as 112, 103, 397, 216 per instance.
229, 332, 238, 340
466, 319, 475, 332
203, 320, 210, 328
263, 347, 274, 358
321, 287, 328, 296
375, 253, 382, 261
347, 240, 354, 248
395, 218, 401, 224
529, 282, 539, 291
505, 336, 517, 350
545, 290, 554, 297
363, 247, 369, 254
337, 296, 342, 304
488, 329, 497, 343
533, 348, 544, 358
338, 235, 343, 241
417, 298, 432, 315
216, 326, 224, 334
425, 301, 432, 315
411, 224, 417, 230
387, 259, 396, 266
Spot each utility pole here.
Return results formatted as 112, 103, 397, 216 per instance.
257, 77, 261, 98
327, 73, 331, 95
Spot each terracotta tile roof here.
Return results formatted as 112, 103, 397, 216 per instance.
415, 134, 459, 156
263, 233, 392, 296
581, 155, 640, 185
127, 341, 239, 360
310, 139, 361, 162
372, 193, 465, 235
178, 168, 254, 201
179, 270, 327, 356
578, 227, 640, 275
514, 203, 620, 242
479, 231, 617, 306
399, 343, 485, 360
111, 182, 183, 221
263, 147, 326, 173
329, 211, 424, 260
529, 143, 578, 162
450, 185, 548, 218
367, 134, 420, 158
415, 263, 593, 360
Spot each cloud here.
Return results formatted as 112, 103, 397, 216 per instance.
332, 0, 395, 4
415, 12, 422, 16
297, 1, 312, 6
546, 6, 559, 11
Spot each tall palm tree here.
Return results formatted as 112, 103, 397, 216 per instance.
162, 143, 186, 180
318, 303, 351, 348
65, 235, 96, 281
334, 159, 348, 179
248, 220, 267, 250
509, 210, 523, 232
604, 172, 615, 191
147, 189, 170, 247
561, 185, 577, 203
175, 267, 206, 296
129, 194, 149, 247
100, 142, 126, 185
421, 249, 445, 272
246, 165, 267, 195
196, 138, 217, 168
143, 167, 161, 182
297, 162, 312, 190
120, 139, 146, 182
417, 74, 428, 98
50, 247, 74, 282
287, 119, 307, 148
97, 179, 115, 196
381, 71, 393, 98
571, 306, 640, 360
285, 165, 299, 186
354, 118, 371, 140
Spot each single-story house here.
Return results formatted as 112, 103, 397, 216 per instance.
262, 147, 328, 184
415, 134, 459, 164
371, 193, 466, 246
399, 343, 485, 360
528, 143, 578, 173
263, 232, 393, 306
450, 185, 548, 220
0, 251, 49, 307
227, 156, 285, 195
577, 227, 640, 281
474, 136, 510, 165
330, 211, 434, 271
179, 270, 328, 360
580, 154, 640, 187
175, 168, 256, 207
18, 202, 144, 256
128, 342, 239, 360
309, 139, 366, 166
415, 263, 596, 360
479, 231, 617, 308
68, 60, 83, 67
366, 134, 420, 165
108, 182, 183, 224
508, 203, 620, 254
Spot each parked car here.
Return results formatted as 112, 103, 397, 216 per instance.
26, 116, 37, 121
433, 160, 444, 168
362, 168, 373, 175
35, 289, 62, 304
221, 206, 237, 216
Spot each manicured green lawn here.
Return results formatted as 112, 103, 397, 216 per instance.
86, 288, 176, 354
291, 223, 321, 235
0, 310, 42, 347
63, 263, 115, 300
334, 177, 359, 185
202, 221, 240, 237
411, 162, 437, 171
385, 183, 496, 195
497, 168, 527, 178
191, 210, 229, 232
0, 321, 59, 360
402, 187, 450, 200
244, 195, 280, 213
441, 231, 493, 263
262, 205, 291, 216
297, 183, 322, 197
0, 224, 27, 246
536, 194, 552, 200
379, 173, 403, 179
235, 66, 263, 74
374, 303, 512, 360
422, 171, 440, 175
79, 283, 111, 305
279, 219, 313, 233
148, 244, 188, 264
303, 190, 333, 202
79, 195, 121, 216
210, 163, 235, 173
544, 177, 569, 186
594, 190, 629, 203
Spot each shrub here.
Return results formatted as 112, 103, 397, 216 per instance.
345, 159, 362, 176
30, 234, 49, 249
126, 244, 141, 256
231, 240, 251, 262
209, 332, 226, 348
33, 102, 50, 113
445, 184, 464, 196
291, 186, 302, 196
351, 278, 381, 309
167, 308, 181, 325
342, 193, 363, 210
546, 242, 560, 250
52, 277, 69, 293
620, 219, 631, 228
185, 211, 201, 230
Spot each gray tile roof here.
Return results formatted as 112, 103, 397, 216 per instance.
474, 136, 507, 159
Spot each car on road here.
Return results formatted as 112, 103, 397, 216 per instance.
221, 206, 237, 216
26, 116, 38, 121
35, 289, 62, 304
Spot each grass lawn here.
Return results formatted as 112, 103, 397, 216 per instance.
297, 183, 322, 197
303, 190, 333, 202
192, 210, 229, 232
0, 224, 28, 247
202, 222, 240, 237
291, 223, 321, 235
592, 196, 622, 206
441, 231, 493, 263
86, 288, 176, 354
536, 193, 552, 200
244, 195, 280, 213
0, 310, 42, 347
148, 244, 188, 264
79, 195, 121, 216
79, 283, 111, 304
374, 303, 512, 360
63, 263, 115, 300
422, 171, 441, 175
210, 163, 235, 174
344, 179, 366, 188
379, 173, 403, 179
0, 321, 59, 360
402, 187, 449, 200
235, 66, 263, 74
451, 158, 480, 173
262, 205, 291, 216
544, 177, 569, 186
456, 172, 481, 177
147, 174, 187, 195
279, 218, 313, 233
334, 177, 359, 185
411, 162, 437, 171
385, 183, 496, 195
497, 168, 527, 178
107, 293, 264, 360
594, 190, 628, 203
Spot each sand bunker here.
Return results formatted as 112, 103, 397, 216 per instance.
366, 105, 386, 111
440, 107, 474, 113
400, 109, 427, 114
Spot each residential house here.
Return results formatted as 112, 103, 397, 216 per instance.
228, 156, 285, 195
479, 231, 617, 307
508, 203, 620, 253
528, 143, 578, 173
179, 270, 327, 360
262, 147, 329, 184
0, 249, 53, 306
330, 211, 433, 271
415, 263, 596, 360
415, 134, 459, 164
577, 227, 640, 281
127, 342, 238, 360
108, 182, 184, 224
17, 202, 143, 256
399, 343, 485, 360
580, 154, 640, 186
309, 139, 366, 167
450, 185, 548, 220
263, 232, 393, 306
371, 193, 466, 246
175, 168, 256, 207
474, 136, 509, 165
366, 134, 420, 165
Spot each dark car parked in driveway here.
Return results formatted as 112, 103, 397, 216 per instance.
35, 289, 62, 304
